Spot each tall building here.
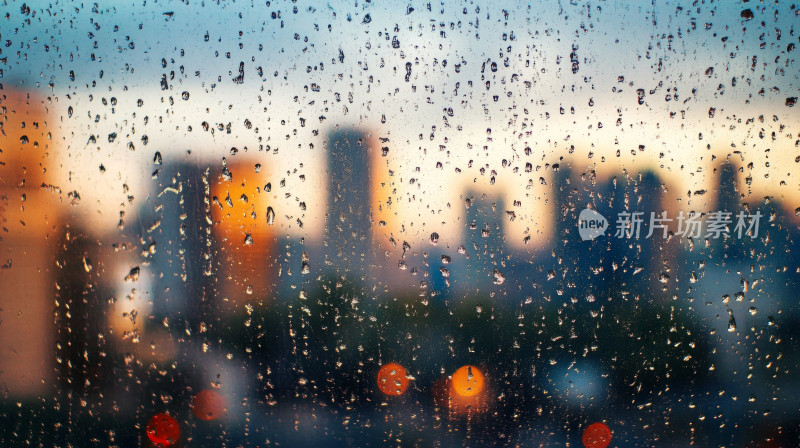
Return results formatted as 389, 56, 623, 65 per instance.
461, 192, 508, 294
210, 160, 276, 308
600, 171, 667, 288
713, 162, 741, 214
139, 162, 216, 330
54, 226, 112, 409
0, 91, 59, 397
711, 162, 749, 263
324, 129, 374, 283
548, 169, 669, 301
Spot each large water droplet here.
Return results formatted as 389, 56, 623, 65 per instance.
727, 310, 737, 333
493, 269, 506, 285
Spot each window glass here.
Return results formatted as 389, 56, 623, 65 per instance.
1, 1, 799, 446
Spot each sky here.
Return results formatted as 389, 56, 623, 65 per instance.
2, 0, 798, 249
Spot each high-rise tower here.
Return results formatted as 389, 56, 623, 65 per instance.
324, 129, 374, 283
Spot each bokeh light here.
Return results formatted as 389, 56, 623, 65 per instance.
192, 389, 226, 421
376, 362, 410, 396
451, 365, 485, 398
582, 422, 612, 448
146, 413, 180, 447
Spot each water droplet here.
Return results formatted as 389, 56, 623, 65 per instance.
727, 310, 737, 333
125, 266, 140, 282
492, 269, 506, 285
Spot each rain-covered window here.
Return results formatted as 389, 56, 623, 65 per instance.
1, 1, 799, 447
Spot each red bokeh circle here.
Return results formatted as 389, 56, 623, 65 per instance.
582, 422, 612, 448
192, 389, 226, 421
146, 413, 180, 447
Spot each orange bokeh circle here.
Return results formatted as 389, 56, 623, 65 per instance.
582, 422, 612, 448
377, 362, 410, 396
451, 365, 485, 397
192, 389, 226, 421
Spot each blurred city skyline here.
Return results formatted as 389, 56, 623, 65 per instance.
2, 2, 800, 446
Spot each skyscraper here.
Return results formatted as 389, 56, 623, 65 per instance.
324, 129, 374, 283
139, 162, 216, 330
462, 192, 508, 293
711, 162, 749, 263
210, 160, 276, 307
0, 91, 58, 397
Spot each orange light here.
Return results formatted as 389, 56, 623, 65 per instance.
192, 389, 226, 421
377, 362, 410, 396
210, 161, 275, 303
582, 422, 612, 448
0, 91, 59, 398
369, 133, 398, 249
451, 365, 484, 397
435, 372, 490, 416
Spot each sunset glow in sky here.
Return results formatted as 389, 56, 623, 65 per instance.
4, 1, 797, 249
